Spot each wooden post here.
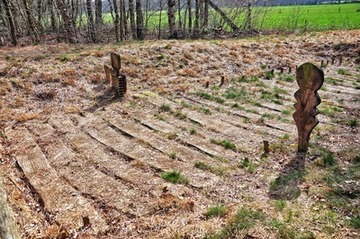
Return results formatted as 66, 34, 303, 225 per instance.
0, 178, 20, 239
293, 63, 324, 153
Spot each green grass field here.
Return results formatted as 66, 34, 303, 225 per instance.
259, 3, 360, 31
104, 3, 360, 32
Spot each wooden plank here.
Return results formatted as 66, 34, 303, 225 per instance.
5, 127, 108, 234
29, 122, 156, 217
102, 111, 228, 168
0, 177, 20, 239
82, 117, 222, 188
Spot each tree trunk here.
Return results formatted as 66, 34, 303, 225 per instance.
168, 0, 176, 39
37, 0, 42, 24
177, 0, 182, 30
120, 0, 126, 41
245, 0, 252, 30
194, 0, 199, 37
208, 0, 239, 32
55, 0, 77, 43
95, 0, 102, 26
48, 0, 57, 32
136, 0, 144, 40
158, 0, 163, 39
22, 0, 40, 43
2, 0, 17, 46
86, 0, 96, 42
203, 0, 209, 29
128, 0, 136, 39
187, 0, 192, 33
112, 0, 120, 42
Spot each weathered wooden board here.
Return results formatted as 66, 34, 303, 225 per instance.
0, 177, 20, 239
5, 127, 108, 234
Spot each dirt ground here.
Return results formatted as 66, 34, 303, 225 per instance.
0, 30, 359, 238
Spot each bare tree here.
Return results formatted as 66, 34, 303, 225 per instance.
129, 0, 136, 39
22, 0, 41, 43
168, 0, 176, 38
48, 0, 57, 33
55, 0, 77, 43
136, 0, 144, 40
86, 0, 96, 42
95, 0, 102, 26
2, 0, 17, 45
111, 0, 120, 42
187, 0, 192, 33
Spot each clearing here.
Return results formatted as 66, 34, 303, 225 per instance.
0, 30, 359, 238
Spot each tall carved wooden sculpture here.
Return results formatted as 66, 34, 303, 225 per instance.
293, 63, 324, 153
104, 53, 127, 98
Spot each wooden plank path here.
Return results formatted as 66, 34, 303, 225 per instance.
5, 126, 108, 234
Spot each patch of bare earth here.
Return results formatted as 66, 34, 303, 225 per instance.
0, 30, 359, 238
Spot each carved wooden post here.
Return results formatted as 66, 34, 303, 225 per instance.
104, 53, 127, 97
293, 63, 324, 153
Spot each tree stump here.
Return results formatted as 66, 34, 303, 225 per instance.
104, 53, 127, 98
293, 63, 324, 153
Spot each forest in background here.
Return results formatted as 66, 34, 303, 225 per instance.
0, 0, 359, 46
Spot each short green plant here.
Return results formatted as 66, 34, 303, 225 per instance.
199, 107, 212, 115
239, 157, 251, 168
279, 74, 295, 82
189, 128, 197, 135
173, 110, 187, 120
275, 200, 286, 211
223, 87, 248, 101
181, 101, 190, 108
194, 161, 225, 176
169, 152, 177, 159
59, 54, 70, 62
350, 216, 360, 229
348, 118, 358, 128
160, 103, 172, 112
281, 109, 292, 115
160, 171, 189, 184
264, 70, 275, 80
223, 207, 265, 236
322, 150, 336, 167
337, 69, 350, 75
211, 139, 236, 151
205, 205, 227, 218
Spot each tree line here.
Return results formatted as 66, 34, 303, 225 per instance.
0, 0, 272, 46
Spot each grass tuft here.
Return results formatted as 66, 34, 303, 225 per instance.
205, 205, 227, 219
160, 171, 189, 184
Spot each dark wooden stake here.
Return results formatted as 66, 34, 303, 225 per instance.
219, 75, 225, 87
263, 140, 270, 155
293, 63, 324, 153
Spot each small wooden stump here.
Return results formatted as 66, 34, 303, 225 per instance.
104, 53, 127, 98
263, 140, 270, 155
293, 63, 324, 153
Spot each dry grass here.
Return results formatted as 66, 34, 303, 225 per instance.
0, 29, 359, 239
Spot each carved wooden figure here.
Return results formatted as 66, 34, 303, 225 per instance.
104, 53, 127, 97
293, 63, 324, 153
